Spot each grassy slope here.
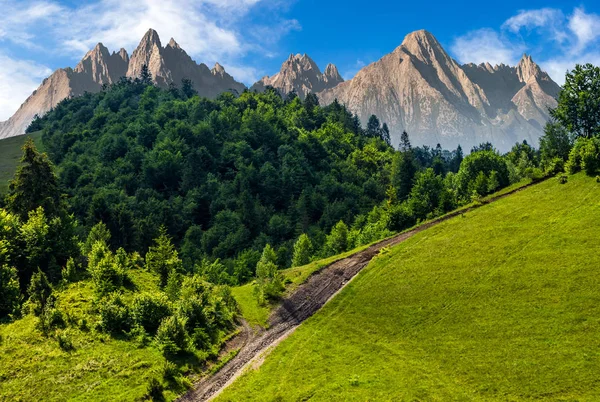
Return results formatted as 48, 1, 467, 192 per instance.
233, 245, 371, 328
0, 131, 44, 194
217, 174, 600, 401
0, 270, 188, 402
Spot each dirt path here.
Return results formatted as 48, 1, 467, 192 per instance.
178, 180, 544, 402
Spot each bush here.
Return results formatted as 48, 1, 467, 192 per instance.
545, 157, 565, 175
144, 378, 165, 402
291, 234, 312, 267
27, 269, 53, 317
155, 315, 189, 356
61, 257, 78, 283
130, 292, 171, 334
324, 221, 349, 256
56, 330, 74, 352
558, 175, 568, 184
98, 292, 131, 334
0, 262, 21, 320
87, 241, 127, 294
387, 203, 416, 232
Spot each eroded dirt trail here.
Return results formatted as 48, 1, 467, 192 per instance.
178, 181, 542, 402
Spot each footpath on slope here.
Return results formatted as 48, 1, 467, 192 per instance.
179, 179, 544, 402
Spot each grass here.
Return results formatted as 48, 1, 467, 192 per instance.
217, 173, 600, 401
232, 245, 372, 328
0, 269, 202, 402
0, 131, 44, 194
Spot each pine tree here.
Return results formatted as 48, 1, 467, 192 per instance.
367, 115, 381, 137
181, 78, 197, 99
381, 123, 391, 146
146, 228, 182, 287
140, 64, 153, 86
399, 131, 412, 152
27, 269, 53, 316
6, 139, 61, 220
391, 151, 417, 201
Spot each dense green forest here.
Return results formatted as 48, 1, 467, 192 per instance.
1, 62, 599, 399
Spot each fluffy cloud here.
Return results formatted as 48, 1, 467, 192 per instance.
0, 51, 52, 120
451, 29, 524, 66
0, 0, 299, 120
451, 6, 600, 85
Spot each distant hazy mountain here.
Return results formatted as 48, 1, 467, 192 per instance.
317, 30, 560, 151
1, 29, 560, 151
0, 29, 245, 140
251, 53, 343, 99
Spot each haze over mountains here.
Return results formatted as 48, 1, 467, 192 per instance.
0, 29, 560, 151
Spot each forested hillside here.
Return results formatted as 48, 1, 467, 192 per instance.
3, 62, 597, 400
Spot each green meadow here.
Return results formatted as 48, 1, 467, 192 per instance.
217, 173, 600, 401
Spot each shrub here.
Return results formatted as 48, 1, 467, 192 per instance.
155, 315, 189, 356
27, 269, 53, 316
87, 241, 126, 294
387, 203, 416, 232
61, 257, 78, 283
291, 234, 312, 267
98, 292, 131, 334
324, 221, 349, 256
254, 245, 284, 304
130, 292, 171, 334
558, 175, 568, 184
0, 261, 21, 320
545, 157, 565, 175
144, 378, 165, 402
56, 330, 74, 352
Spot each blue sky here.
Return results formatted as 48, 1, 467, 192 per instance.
1, 0, 600, 120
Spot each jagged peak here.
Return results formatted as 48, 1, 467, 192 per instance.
324, 63, 343, 82
167, 38, 181, 50
516, 53, 542, 83
138, 28, 162, 49
116, 48, 129, 62
401, 29, 441, 48
212, 62, 225, 75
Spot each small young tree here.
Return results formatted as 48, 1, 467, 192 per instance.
291, 234, 312, 267
27, 269, 53, 316
0, 243, 21, 320
81, 222, 111, 256
399, 131, 412, 152
255, 244, 284, 304
146, 228, 183, 288
324, 221, 349, 256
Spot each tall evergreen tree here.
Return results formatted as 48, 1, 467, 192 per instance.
367, 115, 381, 137
381, 123, 391, 146
391, 151, 417, 200
6, 139, 61, 221
139, 64, 153, 86
399, 131, 412, 152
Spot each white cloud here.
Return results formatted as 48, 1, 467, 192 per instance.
451, 28, 524, 66
568, 7, 600, 52
0, 51, 52, 120
0, 0, 299, 114
451, 6, 600, 85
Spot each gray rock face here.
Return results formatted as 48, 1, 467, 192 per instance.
251, 54, 343, 99
0, 29, 246, 139
318, 30, 561, 151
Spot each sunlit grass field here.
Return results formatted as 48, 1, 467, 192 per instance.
217, 174, 600, 401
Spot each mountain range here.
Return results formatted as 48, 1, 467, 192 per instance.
0, 29, 561, 151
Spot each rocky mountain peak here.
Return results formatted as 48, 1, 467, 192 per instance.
324, 63, 343, 83
211, 62, 226, 76
0, 28, 246, 139
115, 48, 129, 63
399, 29, 444, 58
167, 38, 181, 50
516, 54, 542, 83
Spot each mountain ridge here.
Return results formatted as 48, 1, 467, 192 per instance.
0, 29, 245, 140
314, 30, 560, 151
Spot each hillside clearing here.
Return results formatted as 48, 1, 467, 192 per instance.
215, 174, 600, 401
